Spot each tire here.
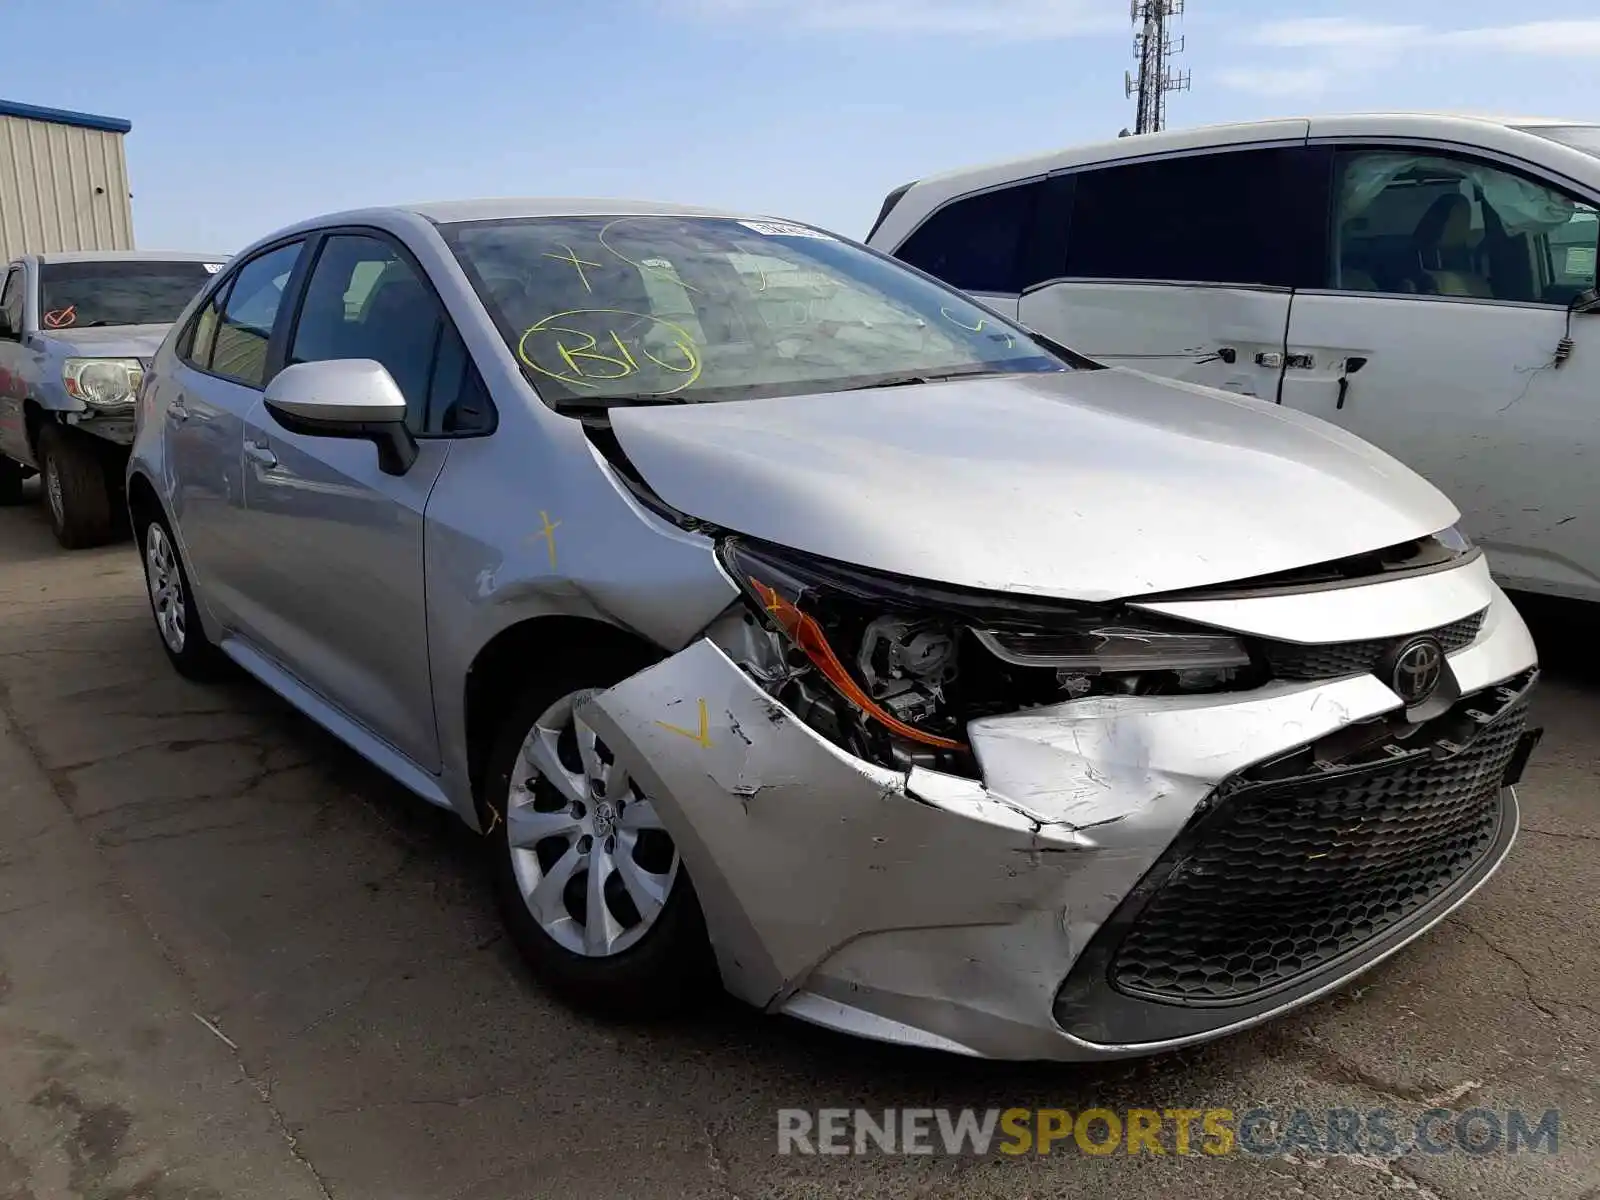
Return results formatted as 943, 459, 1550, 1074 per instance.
0, 456, 26, 506
485, 650, 716, 1018
135, 510, 233, 682
37, 424, 114, 548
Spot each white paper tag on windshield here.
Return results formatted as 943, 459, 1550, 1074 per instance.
203, 263, 223, 273
738, 220, 834, 240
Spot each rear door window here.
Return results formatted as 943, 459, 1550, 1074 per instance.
208, 242, 305, 388
1063, 147, 1325, 288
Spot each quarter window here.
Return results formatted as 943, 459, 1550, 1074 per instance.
1330, 150, 1598, 305
208, 242, 304, 388
1064, 147, 1321, 288
289, 233, 488, 434
893, 182, 1045, 294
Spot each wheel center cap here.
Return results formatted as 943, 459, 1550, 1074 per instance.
592, 800, 616, 838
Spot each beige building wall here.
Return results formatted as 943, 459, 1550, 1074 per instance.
1, 113, 135, 260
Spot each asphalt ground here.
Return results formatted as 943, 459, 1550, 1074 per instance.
1, 482, 1596, 1200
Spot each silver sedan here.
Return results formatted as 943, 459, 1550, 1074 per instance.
126, 199, 1541, 1060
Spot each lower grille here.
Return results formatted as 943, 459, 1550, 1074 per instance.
1259, 610, 1486, 682
1107, 701, 1526, 1005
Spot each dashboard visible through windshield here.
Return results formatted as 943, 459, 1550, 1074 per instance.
439, 214, 1067, 409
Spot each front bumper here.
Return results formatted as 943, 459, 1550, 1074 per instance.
583, 561, 1539, 1061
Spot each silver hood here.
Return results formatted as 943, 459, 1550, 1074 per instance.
37, 323, 169, 361
609, 369, 1460, 603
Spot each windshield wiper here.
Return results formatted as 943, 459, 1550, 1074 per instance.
836, 368, 1023, 393
550, 394, 695, 413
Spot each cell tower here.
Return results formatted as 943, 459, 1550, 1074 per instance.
1123, 0, 1190, 135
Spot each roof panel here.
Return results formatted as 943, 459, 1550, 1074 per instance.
0, 98, 131, 135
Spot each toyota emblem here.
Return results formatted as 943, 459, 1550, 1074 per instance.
1391, 637, 1445, 705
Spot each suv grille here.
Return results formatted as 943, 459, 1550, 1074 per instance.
1108, 699, 1525, 1005
1258, 611, 1486, 682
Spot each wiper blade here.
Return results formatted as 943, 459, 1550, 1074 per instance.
550, 394, 694, 413
837, 368, 1018, 392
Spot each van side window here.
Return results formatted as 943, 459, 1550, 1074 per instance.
893, 182, 1045, 294
0, 267, 23, 339
1065, 147, 1321, 288
1331, 150, 1599, 305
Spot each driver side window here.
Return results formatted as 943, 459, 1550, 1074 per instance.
0, 268, 23, 340
1331, 149, 1599, 305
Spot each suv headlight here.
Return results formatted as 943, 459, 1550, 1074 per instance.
63, 358, 144, 410
719, 537, 1254, 764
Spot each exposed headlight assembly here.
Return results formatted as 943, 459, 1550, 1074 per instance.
63, 357, 144, 410
719, 538, 1255, 770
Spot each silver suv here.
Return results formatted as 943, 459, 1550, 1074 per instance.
128, 200, 1542, 1062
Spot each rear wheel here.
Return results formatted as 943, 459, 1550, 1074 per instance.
485, 655, 715, 1017
0, 456, 26, 506
37, 424, 114, 548
137, 512, 232, 681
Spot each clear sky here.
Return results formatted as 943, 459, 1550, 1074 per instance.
3, 1, 1595, 254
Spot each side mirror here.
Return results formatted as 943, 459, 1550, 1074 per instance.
263, 359, 418, 476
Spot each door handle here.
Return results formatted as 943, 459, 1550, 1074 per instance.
1335, 356, 1368, 411
244, 440, 278, 468
169, 397, 191, 423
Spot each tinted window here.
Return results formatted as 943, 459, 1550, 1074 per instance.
0, 268, 21, 338
1331, 150, 1598, 305
210, 243, 303, 388
894, 182, 1044, 293
442, 214, 1064, 411
289, 234, 450, 431
1065, 148, 1320, 287
38, 260, 220, 329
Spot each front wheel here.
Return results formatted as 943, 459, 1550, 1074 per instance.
485, 659, 715, 1018
37, 424, 113, 548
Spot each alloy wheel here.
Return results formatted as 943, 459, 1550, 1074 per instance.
144, 523, 187, 654
506, 688, 679, 958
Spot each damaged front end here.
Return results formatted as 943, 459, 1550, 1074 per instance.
578, 536, 1541, 1061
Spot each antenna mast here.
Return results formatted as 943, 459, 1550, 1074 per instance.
1123, 0, 1190, 135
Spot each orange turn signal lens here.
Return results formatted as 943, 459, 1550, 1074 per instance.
750, 577, 967, 751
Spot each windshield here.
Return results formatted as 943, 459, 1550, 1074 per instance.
1522, 125, 1600, 160
38, 260, 220, 330
439, 214, 1066, 408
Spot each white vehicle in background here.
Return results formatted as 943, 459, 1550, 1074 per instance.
868, 114, 1600, 604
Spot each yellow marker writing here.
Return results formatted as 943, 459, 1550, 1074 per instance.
532, 510, 561, 569
543, 244, 603, 292
518, 309, 703, 394
656, 699, 714, 749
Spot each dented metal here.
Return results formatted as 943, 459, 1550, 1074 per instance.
584, 572, 1537, 1061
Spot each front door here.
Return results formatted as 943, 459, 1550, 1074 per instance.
1280, 145, 1600, 601
239, 231, 456, 771
0, 265, 33, 463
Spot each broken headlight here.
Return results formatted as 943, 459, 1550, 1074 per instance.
718, 538, 1256, 771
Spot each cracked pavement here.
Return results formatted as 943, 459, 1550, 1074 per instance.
0, 489, 1596, 1199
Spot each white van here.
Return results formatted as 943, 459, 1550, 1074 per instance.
866, 114, 1600, 603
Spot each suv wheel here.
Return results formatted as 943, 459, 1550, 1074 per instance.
0, 456, 27, 506
37, 425, 114, 548
485, 658, 715, 1017
138, 513, 232, 681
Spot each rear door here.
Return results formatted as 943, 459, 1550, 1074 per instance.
238, 229, 483, 771
1280, 141, 1600, 600
1016, 129, 1324, 400
164, 239, 308, 626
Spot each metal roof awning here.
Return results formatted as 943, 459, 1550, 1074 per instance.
0, 98, 131, 136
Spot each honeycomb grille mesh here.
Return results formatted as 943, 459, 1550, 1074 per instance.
1259, 611, 1486, 682
1109, 704, 1525, 1005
